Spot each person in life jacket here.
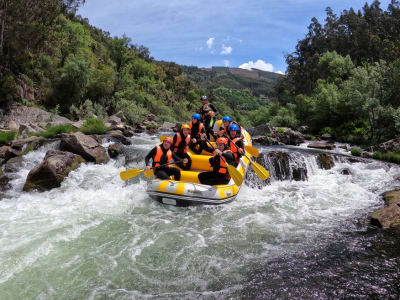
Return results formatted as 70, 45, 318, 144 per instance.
198, 95, 219, 140
189, 113, 207, 154
227, 123, 245, 167
171, 124, 192, 170
144, 136, 182, 180
218, 115, 232, 137
198, 137, 235, 186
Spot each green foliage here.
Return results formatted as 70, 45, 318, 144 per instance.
70, 99, 107, 120
351, 148, 362, 157
24, 145, 35, 154
374, 151, 400, 164
277, 128, 285, 133
373, 151, 383, 160
29, 124, 76, 138
321, 127, 333, 135
80, 118, 108, 135
306, 134, 316, 140
0, 131, 18, 143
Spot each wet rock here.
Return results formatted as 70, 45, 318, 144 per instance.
23, 150, 85, 192
106, 130, 131, 145
108, 115, 122, 126
258, 151, 307, 181
307, 142, 335, 150
361, 151, 374, 159
60, 132, 109, 164
0, 146, 22, 163
0, 168, 11, 191
10, 136, 45, 151
382, 191, 400, 206
4, 156, 24, 173
108, 143, 122, 158
252, 135, 283, 146
339, 168, 351, 175
371, 203, 400, 228
317, 153, 335, 170
338, 145, 348, 151
297, 125, 309, 134
277, 129, 305, 146
321, 133, 332, 140
248, 124, 277, 137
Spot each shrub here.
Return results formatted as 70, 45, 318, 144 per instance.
277, 127, 285, 133
351, 148, 362, 156
70, 99, 107, 120
373, 151, 383, 160
80, 118, 108, 135
29, 124, 76, 138
0, 131, 17, 143
383, 152, 400, 164
306, 134, 316, 140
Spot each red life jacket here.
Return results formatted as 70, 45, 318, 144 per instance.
189, 121, 204, 137
173, 132, 191, 153
229, 137, 242, 163
153, 145, 172, 167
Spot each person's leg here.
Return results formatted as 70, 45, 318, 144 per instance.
189, 142, 203, 154
165, 167, 181, 181
154, 169, 169, 179
198, 171, 214, 184
204, 174, 230, 185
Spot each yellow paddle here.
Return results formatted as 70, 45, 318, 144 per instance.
204, 138, 244, 186
244, 145, 259, 157
120, 161, 181, 181
227, 136, 269, 181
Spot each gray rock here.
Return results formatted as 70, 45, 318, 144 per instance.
106, 130, 131, 145
0, 168, 11, 191
108, 115, 122, 126
340, 168, 351, 175
307, 142, 335, 150
108, 143, 122, 158
371, 203, 400, 228
60, 132, 109, 164
252, 135, 283, 146
10, 136, 45, 151
0, 146, 22, 163
382, 190, 400, 206
4, 156, 24, 173
23, 150, 85, 192
367, 138, 400, 153
248, 124, 277, 137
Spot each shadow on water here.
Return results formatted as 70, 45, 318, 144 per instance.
237, 218, 400, 299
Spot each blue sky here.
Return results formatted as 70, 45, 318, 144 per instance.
78, 0, 391, 74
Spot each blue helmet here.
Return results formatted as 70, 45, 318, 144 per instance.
229, 123, 240, 132
222, 116, 232, 123
192, 113, 201, 120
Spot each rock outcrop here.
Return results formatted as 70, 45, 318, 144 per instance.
10, 136, 45, 151
367, 138, 400, 153
307, 142, 335, 150
248, 124, 305, 146
108, 143, 122, 158
317, 153, 335, 170
60, 132, 109, 164
371, 190, 400, 228
23, 150, 85, 192
0, 146, 22, 164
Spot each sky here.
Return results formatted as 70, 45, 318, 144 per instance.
78, 0, 391, 74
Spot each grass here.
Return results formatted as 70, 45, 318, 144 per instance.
80, 118, 108, 135
29, 124, 76, 138
306, 134, 316, 140
0, 131, 17, 143
277, 127, 285, 133
373, 151, 400, 164
351, 148, 362, 157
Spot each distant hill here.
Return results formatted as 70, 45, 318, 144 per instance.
182, 66, 283, 98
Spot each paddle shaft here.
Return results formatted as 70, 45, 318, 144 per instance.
204, 137, 230, 165
146, 160, 183, 170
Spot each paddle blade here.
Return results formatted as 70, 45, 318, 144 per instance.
144, 169, 154, 178
250, 160, 270, 181
160, 136, 168, 142
227, 165, 244, 186
120, 169, 144, 181
244, 145, 259, 157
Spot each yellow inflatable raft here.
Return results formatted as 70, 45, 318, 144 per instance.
147, 124, 253, 206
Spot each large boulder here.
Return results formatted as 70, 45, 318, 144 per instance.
0, 168, 11, 191
317, 153, 335, 170
60, 132, 109, 164
106, 130, 131, 145
383, 190, 400, 206
252, 135, 284, 146
108, 143, 122, 158
23, 150, 85, 192
0, 104, 72, 129
0, 146, 22, 164
277, 129, 306, 146
371, 203, 400, 228
248, 124, 277, 137
4, 156, 24, 173
248, 125, 305, 146
10, 136, 45, 151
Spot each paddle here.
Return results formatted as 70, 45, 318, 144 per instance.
204, 137, 244, 186
120, 161, 181, 181
244, 145, 259, 157
227, 136, 270, 181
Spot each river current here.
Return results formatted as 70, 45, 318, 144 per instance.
0, 135, 399, 299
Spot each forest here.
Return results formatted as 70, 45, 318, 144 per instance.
1, 0, 400, 146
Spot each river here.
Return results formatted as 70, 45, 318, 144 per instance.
0, 134, 399, 299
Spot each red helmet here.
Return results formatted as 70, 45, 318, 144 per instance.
216, 137, 228, 145
163, 136, 173, 143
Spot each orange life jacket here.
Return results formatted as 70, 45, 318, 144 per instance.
212, 150, 232, 175
153, 145, 172, 167
173, 132, 191, 153
229, 137, 242, 163
189, 121, 204, 137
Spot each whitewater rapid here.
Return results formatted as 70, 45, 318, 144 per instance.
0, 135, 399, 299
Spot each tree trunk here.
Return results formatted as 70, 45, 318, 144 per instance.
0, 0, 8, 56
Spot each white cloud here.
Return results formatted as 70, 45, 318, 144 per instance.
276, 70, 284, 75
224, 60, 230, 67
239, 59, 274, 72
221, 44, 232, 55
206, 37, 214, 49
